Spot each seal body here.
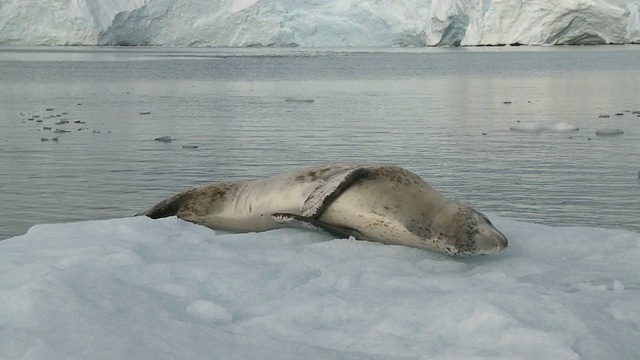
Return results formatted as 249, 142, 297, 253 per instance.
138, 164, 508, 258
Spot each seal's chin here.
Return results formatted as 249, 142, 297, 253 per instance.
473, 226, 509, 255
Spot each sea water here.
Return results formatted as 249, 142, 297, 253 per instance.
1, 46, 639, 239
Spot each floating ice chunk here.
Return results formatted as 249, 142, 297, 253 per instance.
509, 123, 548, 133
511, 122, 579, 133
549, 122, 579, 132
1, 217, 640, 359
595, 128, 624, 136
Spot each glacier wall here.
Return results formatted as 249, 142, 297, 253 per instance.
0, 0, 144, 45
1, 0, 639, 47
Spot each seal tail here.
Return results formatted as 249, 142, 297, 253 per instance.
136, 189, 193, 219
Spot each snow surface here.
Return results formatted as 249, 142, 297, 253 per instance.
1, 0, 639, 46
1, 216, 639, 359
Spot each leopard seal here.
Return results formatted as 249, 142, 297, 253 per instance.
137, 163, 508, 258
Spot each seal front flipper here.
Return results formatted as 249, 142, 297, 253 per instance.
302, 167, 371, 218
272, 213, 360, 239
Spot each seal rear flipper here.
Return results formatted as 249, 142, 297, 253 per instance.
302, 168, 371, 218
272, 213, 360, 239
136, 189, 194, 219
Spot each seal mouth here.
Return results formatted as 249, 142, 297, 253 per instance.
470, 211, 508, 255
473, 227, 508, 255
491, 228, 508, 254
492, 231, 508, 254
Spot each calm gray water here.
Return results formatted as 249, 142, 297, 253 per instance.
1, 46, 639, 240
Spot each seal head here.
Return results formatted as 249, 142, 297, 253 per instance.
438, 205, 508, 258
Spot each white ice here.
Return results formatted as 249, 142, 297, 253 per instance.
510, 122, 580, 133
1, 216, 639, 359
1, 0, 638, 46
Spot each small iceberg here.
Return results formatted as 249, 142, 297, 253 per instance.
595, 128, 624, 136
510, 122, 579, 133
549, 122, 579, 132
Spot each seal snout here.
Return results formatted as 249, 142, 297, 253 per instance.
473, 225, 509, 255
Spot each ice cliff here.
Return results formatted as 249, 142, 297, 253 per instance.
1, 0, 639, 46
0, 0, 145, 45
